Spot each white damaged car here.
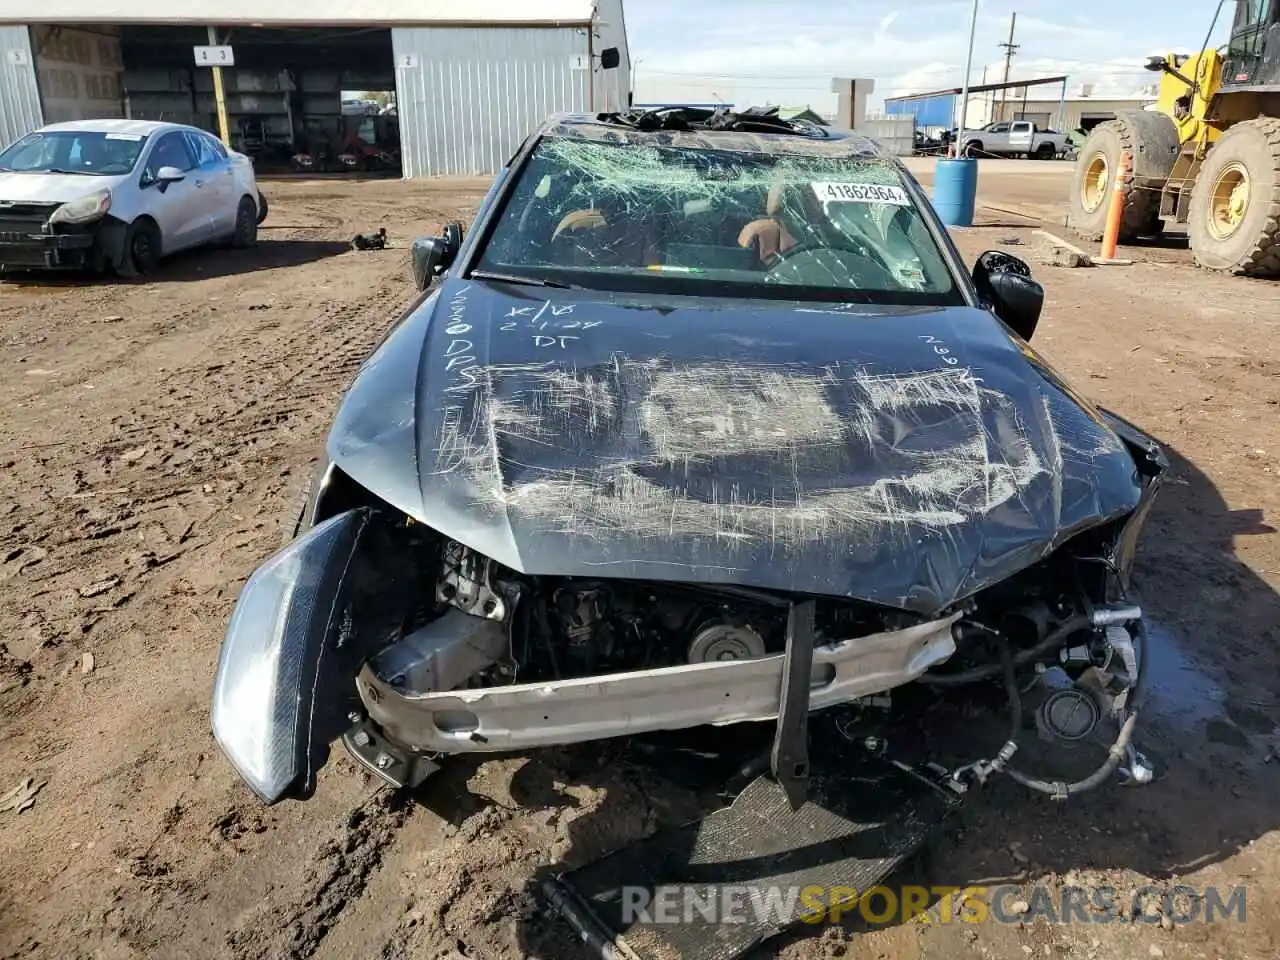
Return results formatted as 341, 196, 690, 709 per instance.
0, 118, 268, 277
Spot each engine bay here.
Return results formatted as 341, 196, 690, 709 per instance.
336, 517, 1155, 799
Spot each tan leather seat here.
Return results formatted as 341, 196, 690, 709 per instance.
738, 183, 798, 262
552, 208, 607, 241
551, 205, 662, 266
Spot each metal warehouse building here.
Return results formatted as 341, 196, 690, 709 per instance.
0, 0, 630, 177
885, 76, 1069, 134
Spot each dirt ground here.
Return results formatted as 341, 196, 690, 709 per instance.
1, 169, 1279, 960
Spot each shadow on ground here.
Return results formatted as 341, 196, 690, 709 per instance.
0, 238, 352, 288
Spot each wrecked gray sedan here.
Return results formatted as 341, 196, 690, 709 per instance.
212, 107, 1166, 814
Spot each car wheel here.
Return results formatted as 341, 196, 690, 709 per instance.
255, 191, 269, 225
962, 140, 983, 159
1035, 143, 1057, 160
232, 195, 258, 248
116, 218, 162, 278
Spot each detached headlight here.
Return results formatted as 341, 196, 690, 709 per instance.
49, 190, 111, 225
211, 509, 370, 803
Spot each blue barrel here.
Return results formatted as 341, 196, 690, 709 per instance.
932, 158, 978, 227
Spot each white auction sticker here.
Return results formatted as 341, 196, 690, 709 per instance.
104, 133, 142, 141
812, 181, 911, 206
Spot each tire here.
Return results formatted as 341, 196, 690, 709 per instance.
1067, 111, 1179, 242
1035, 143, 1056, 160
1186, 117, 1280, 277
116, 218, 162, 278
962, 140, 983, 159
231, 195, 258, 248
255, 190, 269, 225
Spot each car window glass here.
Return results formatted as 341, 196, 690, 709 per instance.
185, 132, 221, 167
206, 135, 228, 159
0, 130, 145, 175
989, 123, 1011, 133
146, 133, 196, 178
477, 137, 961, 304
4, 135, 60, 171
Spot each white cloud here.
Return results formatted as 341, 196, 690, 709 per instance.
628, 0, 1225, 112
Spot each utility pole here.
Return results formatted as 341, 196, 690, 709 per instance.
997, 12, 1019, 123
208, 26, 231, 148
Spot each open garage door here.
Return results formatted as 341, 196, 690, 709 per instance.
112, 25, 399, 175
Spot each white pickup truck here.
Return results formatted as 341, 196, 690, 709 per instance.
955, 120, 1068, 159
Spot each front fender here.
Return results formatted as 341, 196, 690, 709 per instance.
211, 508, 372, 803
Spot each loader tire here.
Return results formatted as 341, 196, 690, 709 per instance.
1187, 117, 1280, 277
1067, 111, 1179, 242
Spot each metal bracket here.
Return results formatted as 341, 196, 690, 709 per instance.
342, 719, 440, 790
771, 600, 816, 810
946, 740, 1019, 795
1118, 743, 1156, 786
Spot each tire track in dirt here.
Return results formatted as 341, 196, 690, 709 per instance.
222, 792, 414, 960
0, 267, 409, 696
0, 182, 480, 960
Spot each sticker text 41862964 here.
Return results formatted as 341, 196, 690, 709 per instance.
811, 181, 911, 206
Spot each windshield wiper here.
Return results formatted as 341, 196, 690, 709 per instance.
42, 168, 82, 175
469, 269, 573, 289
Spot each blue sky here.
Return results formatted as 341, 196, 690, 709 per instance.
625, 0, 1231, 109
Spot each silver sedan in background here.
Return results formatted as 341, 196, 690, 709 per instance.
0, 118, 268, 277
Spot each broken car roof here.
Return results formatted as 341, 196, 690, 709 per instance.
544, 112, 890, 162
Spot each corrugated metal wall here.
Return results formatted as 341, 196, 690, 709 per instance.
0, 27, 43, 150
392, 26, 589, 177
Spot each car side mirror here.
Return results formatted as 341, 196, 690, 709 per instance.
599, 47, 621, 70
972, 250, 1044, 342
411, 238, 447, 290
152, 165, 185, 192
443, 221, 463, 252
412, 222, 464, 289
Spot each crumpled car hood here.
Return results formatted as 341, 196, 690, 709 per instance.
328, 278, 1143, 615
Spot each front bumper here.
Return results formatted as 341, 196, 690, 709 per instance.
0, 229, 97, 270
358, 613, 959, 755
211, 505, 960, 802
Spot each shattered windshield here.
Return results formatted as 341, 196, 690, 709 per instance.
476, 135, 962, 304
0, 130, 148, 175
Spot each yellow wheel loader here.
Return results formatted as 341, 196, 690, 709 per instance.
1067, 0, 1280, 276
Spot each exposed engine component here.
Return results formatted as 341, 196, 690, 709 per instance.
367, 608, 508, 695
389, 536, 1159, 805
1036, 687, 1102, 743
417, 541, 939, 687
687, 623, 767, 663
437, 541, 506, 621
